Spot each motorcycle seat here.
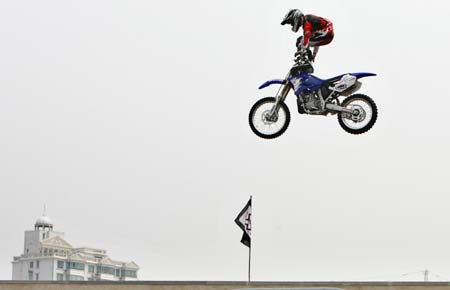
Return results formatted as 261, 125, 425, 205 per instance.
324, 74, 345, 83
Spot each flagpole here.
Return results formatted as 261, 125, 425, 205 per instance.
248, 195, 252, 285
235, 195, 252, 285
248, 241, 251, 284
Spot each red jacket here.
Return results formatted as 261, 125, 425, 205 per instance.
302, 14, 333, 46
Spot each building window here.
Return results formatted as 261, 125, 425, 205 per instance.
36, 261, 40, 269
88, 265, 94, 273
121, 269, 137, 278
66, 261, 85, 271
57, 261, 64, 269
99, 266, 115, 275
115, 269, 120, 276
56, 273, 64, 281
28, 271, 33, 280
29, 261, 34, 268
35, 273, 39, 280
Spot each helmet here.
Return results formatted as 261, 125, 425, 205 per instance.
281, 9, 304, 33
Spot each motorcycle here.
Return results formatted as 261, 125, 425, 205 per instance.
248, 49, 378, 139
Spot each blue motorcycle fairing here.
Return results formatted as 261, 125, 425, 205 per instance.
289, 73, 324, 95
259, 72, 376, 96
258, 79, 287, 89
290, 72, 377, 95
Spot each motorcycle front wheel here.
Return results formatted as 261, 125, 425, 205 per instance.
337, 94, 378, 134
248, 97, 290, 139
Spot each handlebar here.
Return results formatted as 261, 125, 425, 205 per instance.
291, 48, 314, 75
294, 48, 313, 63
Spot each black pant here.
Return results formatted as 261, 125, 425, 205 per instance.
296, 31, 334, 48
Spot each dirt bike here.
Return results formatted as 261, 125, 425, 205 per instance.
248, 49, 378, 139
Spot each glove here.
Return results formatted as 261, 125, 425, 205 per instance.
297, 45, 307, 56
294, 50, 303, 58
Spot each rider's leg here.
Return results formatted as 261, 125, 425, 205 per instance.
308, 31, 334, 61
309, 34, 333, 45
312, 46, 319, 61
296, 36, 303, 49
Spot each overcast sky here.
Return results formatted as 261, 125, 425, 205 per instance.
1, 0, 450, 282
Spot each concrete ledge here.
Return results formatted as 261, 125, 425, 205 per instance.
2, 281, 450, 290
3, 281, 450, 285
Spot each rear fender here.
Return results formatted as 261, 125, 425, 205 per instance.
340, 73, 376, 96
350, 72, 377, 79
258, 79, 287, 89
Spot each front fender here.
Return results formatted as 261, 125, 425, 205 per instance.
258, 79, 286, 89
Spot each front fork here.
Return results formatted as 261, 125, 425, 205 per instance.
267, 82, 291, 121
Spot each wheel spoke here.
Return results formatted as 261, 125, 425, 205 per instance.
342, 99, 372, 129
338, 95, 377, 134
249, 98, 290, 138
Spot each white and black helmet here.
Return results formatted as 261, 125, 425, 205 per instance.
281, 9, 305, 32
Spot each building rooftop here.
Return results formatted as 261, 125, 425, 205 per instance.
35, 215, 53, 228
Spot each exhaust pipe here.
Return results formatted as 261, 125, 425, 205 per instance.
325, 103, 353, 114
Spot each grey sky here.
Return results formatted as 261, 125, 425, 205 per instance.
1, 0, 450, 282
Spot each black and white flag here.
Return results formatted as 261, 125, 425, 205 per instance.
235, 197, 252, 247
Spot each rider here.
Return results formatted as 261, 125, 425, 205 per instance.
281, 9, 334, 62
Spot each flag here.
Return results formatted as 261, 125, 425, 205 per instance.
235, 197, 252, 247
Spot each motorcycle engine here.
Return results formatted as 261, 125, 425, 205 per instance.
301, 91, 322, 111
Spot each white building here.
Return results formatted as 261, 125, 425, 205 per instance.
12, 213, 139, 281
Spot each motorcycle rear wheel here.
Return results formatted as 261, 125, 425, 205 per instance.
249, 97, 290, 139
337, 94, 377, 134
